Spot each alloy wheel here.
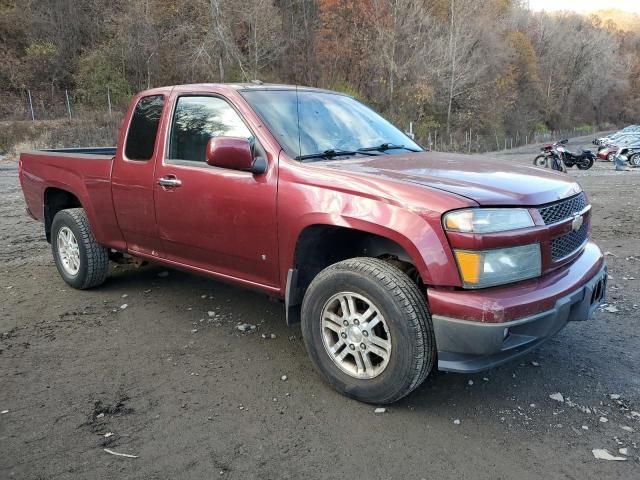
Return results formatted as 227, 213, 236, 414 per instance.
57, 226, 80, 275
321, 292, 391, 379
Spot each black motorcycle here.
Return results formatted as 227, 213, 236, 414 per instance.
555, 140, 595, 170
534, 139, 594, 170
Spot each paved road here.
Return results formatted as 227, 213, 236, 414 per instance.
1, 146, 639, 479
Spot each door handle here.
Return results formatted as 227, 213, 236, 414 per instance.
157, 176, 182, 188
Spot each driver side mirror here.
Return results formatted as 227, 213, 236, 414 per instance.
205, 137, 268, 175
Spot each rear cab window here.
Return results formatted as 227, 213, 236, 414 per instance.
125, 95, 165, 161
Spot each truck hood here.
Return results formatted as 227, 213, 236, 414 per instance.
316, 151, 582, 206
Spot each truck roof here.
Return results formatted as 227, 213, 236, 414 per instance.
136, 83, 342, 97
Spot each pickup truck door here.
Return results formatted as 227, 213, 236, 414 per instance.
153, 93, 279, 289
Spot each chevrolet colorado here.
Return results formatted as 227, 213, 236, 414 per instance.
19, 84, 607, 403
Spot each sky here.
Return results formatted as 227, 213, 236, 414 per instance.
528, 0, 640, 14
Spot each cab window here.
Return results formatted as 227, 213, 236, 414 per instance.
124, 95, 164, 161
168, 96, 251, 163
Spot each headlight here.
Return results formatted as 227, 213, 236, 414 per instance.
443, 208, 534, 233
454, 244, 541, 288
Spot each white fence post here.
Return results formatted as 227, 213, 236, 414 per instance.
27, 89, 35, 122
65, 89, 72, 120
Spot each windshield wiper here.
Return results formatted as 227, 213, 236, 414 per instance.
296, 149, 380, 162
357, 143, 421, 153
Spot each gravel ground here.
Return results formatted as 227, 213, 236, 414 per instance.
1, 138, 639, 479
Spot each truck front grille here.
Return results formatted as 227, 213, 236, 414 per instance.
551, 223, 588, 260
538, 193, 587, 225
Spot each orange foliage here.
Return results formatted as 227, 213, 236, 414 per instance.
315, 0, 388, 85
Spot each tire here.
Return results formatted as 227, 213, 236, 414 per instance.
576, 156, 594, 170
533, 155, 547, 167
606, 152, 615, 162
301, 257, 436, 404
51, 208, 109, 289
629, 153, 640, 167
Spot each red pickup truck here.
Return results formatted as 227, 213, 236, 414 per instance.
19, 84, 607, 403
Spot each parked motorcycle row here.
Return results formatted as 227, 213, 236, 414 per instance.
532, 124, 639, 172
533, 139, 595, 172
593, 125, 640, 168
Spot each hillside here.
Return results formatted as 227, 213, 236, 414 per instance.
591, 8, 640, 31
1, 0, 639, 149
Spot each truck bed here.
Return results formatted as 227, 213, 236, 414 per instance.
42, 147, 116, 156
19, 148, 123, 250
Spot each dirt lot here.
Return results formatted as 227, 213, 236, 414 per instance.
1, 139, 639, 479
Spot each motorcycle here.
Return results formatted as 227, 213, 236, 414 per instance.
533, 139, 594, 170
533, 140, 567, 172
559, 144, 595, 170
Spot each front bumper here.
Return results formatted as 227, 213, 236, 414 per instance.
429, 245, 607, 373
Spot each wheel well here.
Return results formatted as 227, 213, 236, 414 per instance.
285, 225, 423, 325
44, 188, 82, 242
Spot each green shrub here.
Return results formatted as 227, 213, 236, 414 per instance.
534, 122, 549, 134
75, 50, 131, 108
326, 80, 364, 101
575, 123, 593, 134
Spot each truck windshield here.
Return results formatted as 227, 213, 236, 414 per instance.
240, 89, 422, 160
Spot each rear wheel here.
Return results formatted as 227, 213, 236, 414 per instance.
301, 257, 435, 404
51, 208, 109, 289
576, 156, 594, 170
606, 152, 615, 162
629, 153, 640, 167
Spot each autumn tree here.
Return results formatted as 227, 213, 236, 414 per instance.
1, 0, 638, 146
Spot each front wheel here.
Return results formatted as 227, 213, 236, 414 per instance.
51, 208, 109, 289
629, 153, 640, 167
301, 258, 436, 404
533, 155, 547, 167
